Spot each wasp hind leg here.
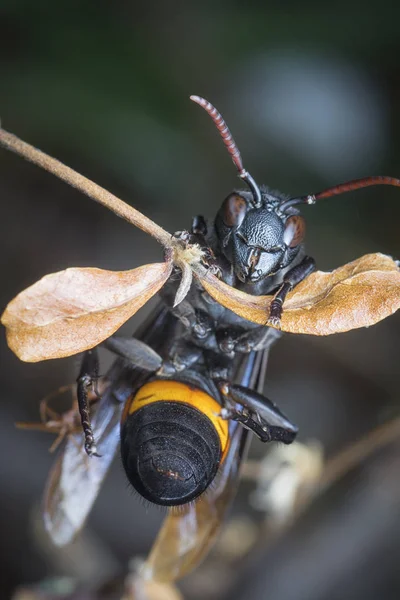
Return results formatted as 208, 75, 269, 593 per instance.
77, 348, 102, 457
219, 382, 298, 445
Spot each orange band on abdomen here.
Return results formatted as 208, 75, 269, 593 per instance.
127, 380, 229, 455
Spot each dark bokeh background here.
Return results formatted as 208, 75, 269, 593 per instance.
1, 2, 400, 599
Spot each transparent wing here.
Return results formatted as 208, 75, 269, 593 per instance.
42, 379, 126, 546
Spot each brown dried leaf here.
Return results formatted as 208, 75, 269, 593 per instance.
1, 262, 172, 362
197, 253, 400, 335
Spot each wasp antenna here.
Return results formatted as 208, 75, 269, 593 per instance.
190, 95, 262, 208
281, 176, 400, 211
190, 95, 243, 172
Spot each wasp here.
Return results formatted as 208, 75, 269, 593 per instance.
17, 96, 400, 579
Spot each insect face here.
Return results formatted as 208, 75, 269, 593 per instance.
120, 381, 229, 506
215, 191, 305, 283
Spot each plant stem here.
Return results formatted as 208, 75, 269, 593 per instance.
0, 128, 173, 247
319, 416, 400, 491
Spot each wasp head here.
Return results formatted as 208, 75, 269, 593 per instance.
215, 191, 305, 283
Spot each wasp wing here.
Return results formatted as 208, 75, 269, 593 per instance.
43, 381, 123, 546
43, 307, 171, 546
142, 347, 272, 582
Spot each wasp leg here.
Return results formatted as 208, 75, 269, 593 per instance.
164, 339, 203, 374
220, 407, 275, 442
217, 325, 282, 354
173, 306, 214, 343
169, 298, 196, 329
268, 256, 316, 327
205, 351, 231, 381
191, 214, 208, 237
77, 349, 101, 457
219, 382, 298, 444
104, 333, 202, 378
190, 215, 222, 276
236, 325, 282, 353
190, 309, 215, 342
163, 283, 213, 338
104, 336, 163, 372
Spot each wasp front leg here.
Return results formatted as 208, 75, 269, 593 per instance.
77, 349, 102, 457
218, 381, 298, 444
268, 256, 316, 327
190, 215, 222, 276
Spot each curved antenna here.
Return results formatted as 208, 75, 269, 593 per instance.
190, 95, 262, 208
280, 176, 400, 211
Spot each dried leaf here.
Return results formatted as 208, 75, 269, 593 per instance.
1, 262, 172, 362
197, 253, 400, 335
173, 260, 193, 307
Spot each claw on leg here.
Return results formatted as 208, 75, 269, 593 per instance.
267, 299, 283, 328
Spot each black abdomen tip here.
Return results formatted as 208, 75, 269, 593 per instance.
120, 401, 222, 506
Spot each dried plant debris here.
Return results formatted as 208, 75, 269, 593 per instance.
2, 253, 398, 362
199, 253, 400, 336
0, 124, 399, 363
2, 263, 172, 361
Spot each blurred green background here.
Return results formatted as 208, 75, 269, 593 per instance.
1, 2, 400, 599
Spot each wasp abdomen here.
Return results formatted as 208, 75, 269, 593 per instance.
120, 381, 229, 506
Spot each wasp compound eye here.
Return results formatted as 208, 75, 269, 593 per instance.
215, 193, 249, 249
120, 381, 229, 506
283, 215, 306, 248
221, 193, 247, 228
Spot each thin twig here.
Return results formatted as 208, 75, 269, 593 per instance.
0, 128, 173, 248
319, 416, 400, 491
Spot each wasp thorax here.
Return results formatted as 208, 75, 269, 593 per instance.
121, 400, 222, 506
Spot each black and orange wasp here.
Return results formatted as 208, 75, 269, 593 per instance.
5, 96, 400, 581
